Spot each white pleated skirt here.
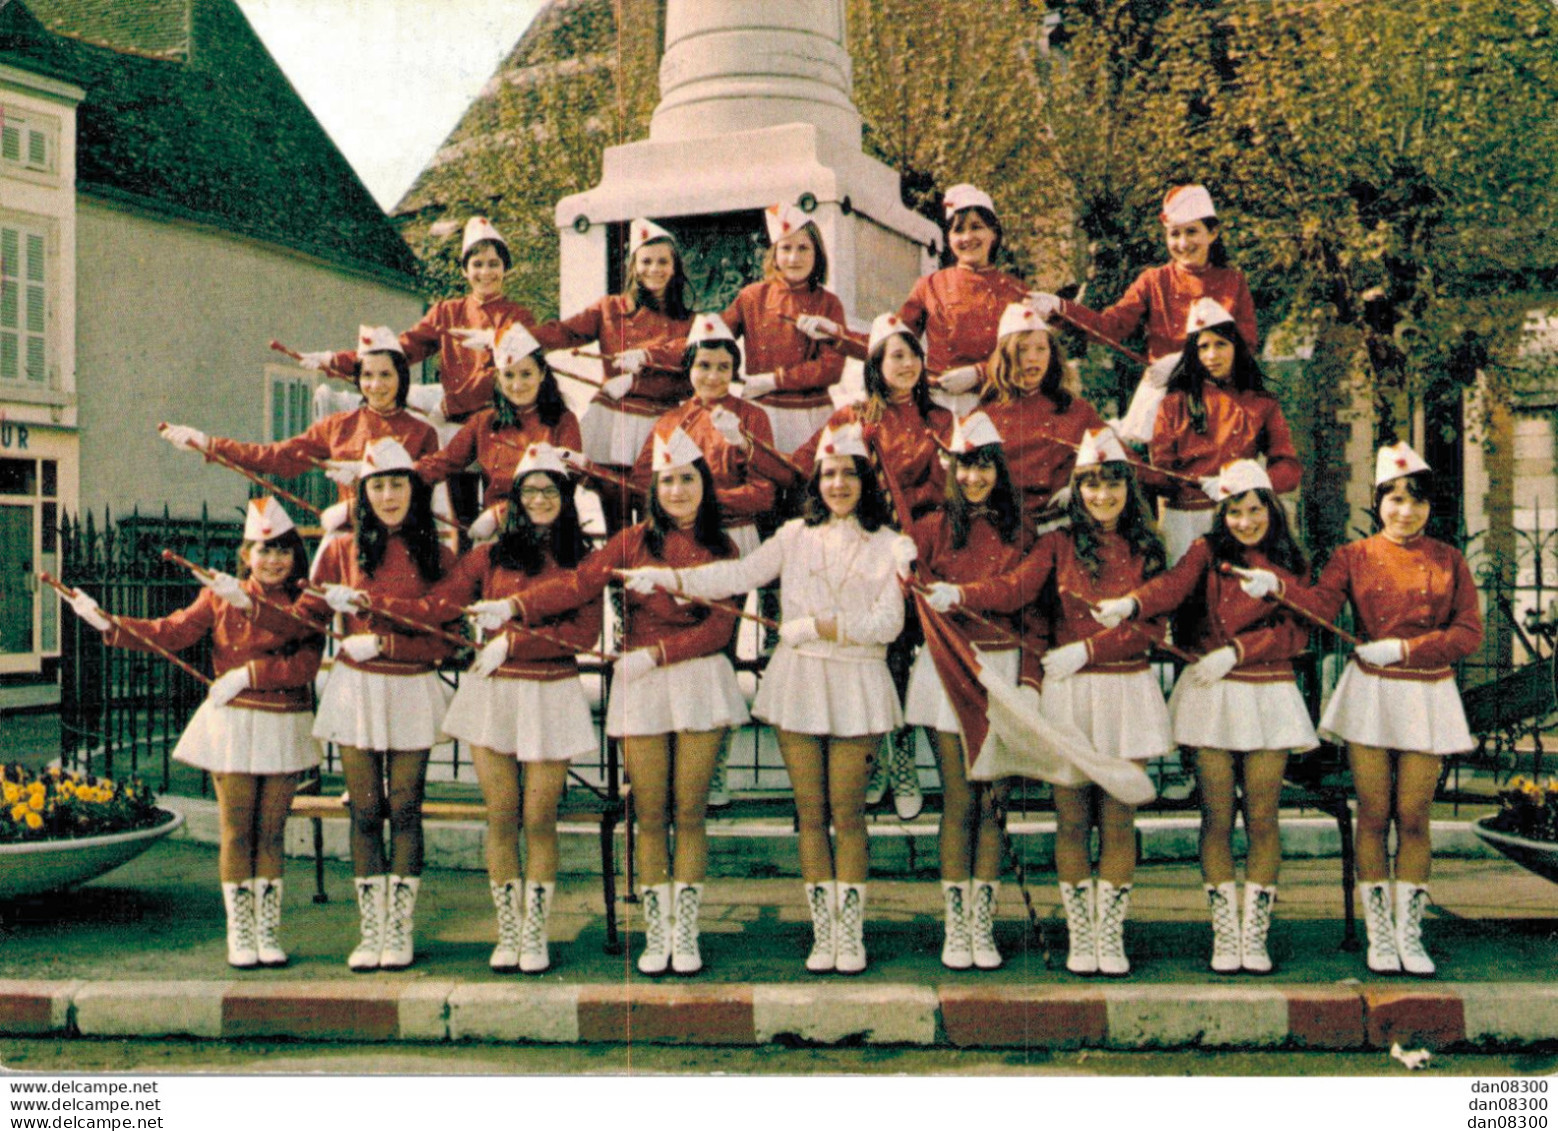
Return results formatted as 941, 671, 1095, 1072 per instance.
607, 653, 750, 737
1168, 677, 1319, 753
1043, 669, 1175, 762
1319, 662, 1473, 755
905, 645, 1019, 733
726, 524, 762, 557
760, 401, 837, 455
580, 401, 659, 467
1160, 507, 1215, 566
312, 664, 452, 752
173, 701, 319, 776
441, 674, 596, 762
755, 647, 902, 737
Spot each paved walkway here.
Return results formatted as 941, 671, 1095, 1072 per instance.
2, 841, 1555, 1050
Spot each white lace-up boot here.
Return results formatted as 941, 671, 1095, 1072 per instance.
940, 881, 973, 970
671, 881, 705, 975
835, 882, 868, 974
347, 875, 387, 972
222, 881, 258, 969
637, 883, 673, 975
488, 880, 522, 972
1394, 882, 1436, 977
380, 874, 420, 970
1205, 881, 1240, 974
1095, 880, 1132, 976
519, 881, 554, 974
804, 881, 837, 973
1059, 880, 1098, 975
1241, 883, 1276, 974
887, 729, 924, 820
969, 880, 1003, 970
253, 877, 287, 968
1359, 881, 1401, 974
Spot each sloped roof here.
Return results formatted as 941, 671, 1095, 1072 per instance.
0, 1, 80, 84
6, 0, 419, 288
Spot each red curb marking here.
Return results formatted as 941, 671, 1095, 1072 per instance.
1286, 987, 1367, 1049
0, 991, 56, 1034
222, 982, 402, 1042
1363, 988, 1466, 1050
577, 984, 756, 1045
939, 986, 1107, 1049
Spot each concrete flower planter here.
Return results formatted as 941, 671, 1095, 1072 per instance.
1472, 815, 1558, 884
0, 811, 184, 900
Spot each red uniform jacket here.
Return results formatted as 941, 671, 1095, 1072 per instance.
1284, 533, 1482, 681
415, 405, 582, 505
393, 544, 603, 683
1058, 262, 1257, 362
959, 528, 1164, 675
105, 580, 322, 713
628, 396, 781, 526
838, 266, 1030, 373
516, 525, 738, 666
910, 512, 1030, 649
531, 296, 693, 420
1150, 386, 1302, 510
979, 392, 1105, 522
329, 294, 537, 421
301, 535, 458, 675
208, 407, 438, 506
1131, 540, 1310, 683
793, 400, 953, 518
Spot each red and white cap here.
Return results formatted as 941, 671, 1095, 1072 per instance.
1375, 442, 1431, 487
948, 411, 1003, 454
1185, 297, 1236, 335
1215, 459, 1273, 500
514, 442, 571, 479
688, 313, 736, 346
816, 421, 869, 461
764, 202, 810, 243
357, 325, 405, 356
629, 218, 675, 255
461, 216, 507, 258
1072, 426, 1130, 472
359, 437, 415, 478
997, 302, 1045, 341
1160, 184, 1216, 227
867, 312, 920, 354
243, 496, 295, 543
942, 183, 995, 221
493, 323, 542, 369
651, 426, 703, 472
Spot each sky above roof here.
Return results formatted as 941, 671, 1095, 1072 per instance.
235, 0, 545, 210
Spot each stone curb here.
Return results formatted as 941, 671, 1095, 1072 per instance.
5, 978, 1553, 1049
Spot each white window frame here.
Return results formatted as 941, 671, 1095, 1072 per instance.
0, 217, 51, 388
0, 104, 59, 179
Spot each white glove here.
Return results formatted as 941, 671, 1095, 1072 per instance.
1091, 596, 1137, 628
324, 461, 359, 488
741, 372, 777, 400
1186, 645, 1239, 685
452, 327, 495, 352
68, 590, 112, 632
298, 351, 334, 372
559, 448, 591, 474
1233, 566, 1282, 601
1199, 475, 1222, 500
159, 424, 207, 453
208, 666, 252, 708
469, 506, 502, 542
1026, 292, 1063, 319
937, 366, 981, 395
320, 501, 351, 533
614, 348, 650, 375
795, 314, 841, 341
1355, 638, 1406, 667
600, 374, 635, 401
620, 566, 678, 595
471, 634, 509, 678
779, 617, 820, 648
323, 584, 366, 616
468, 598, 516, 634
709, 406, 748, 449
340, 634, 381, 663
1145, 352, 1181, 388
924, 582, 962, 613
1042, 640, 1089, 682
614, 647, 658, 682
1047, 485, 1073, 512
891, 536, 918, 580
200, 570, 252, 612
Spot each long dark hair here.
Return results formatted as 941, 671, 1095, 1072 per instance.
945, 445, 1021, 550
862, 330, 933, 423
493, 470, 587, 575
1166, 322, 1266, 434
1206, 487, 1307, 576
492, 350, 568, 430
622, 237, 692, 320
984, 329, 1072, 410
942, 205, 1003, 267
236, 529, 310, 599
1065, 462, 1166, 582
360, 349, 412, 408
761, 220, 829, 289
645, 458, 732, 560
803, 454, 894, 532
355, 472, 444, 582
